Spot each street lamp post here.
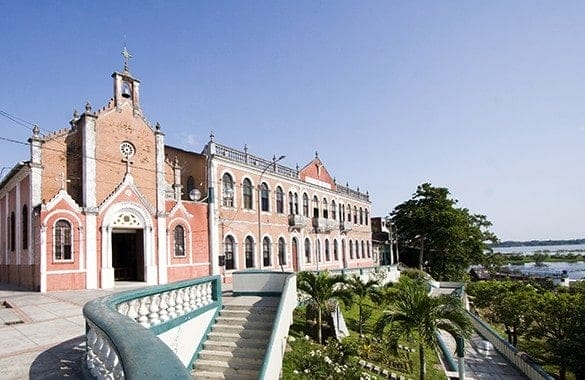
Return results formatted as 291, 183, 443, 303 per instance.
257, 154, 286, 270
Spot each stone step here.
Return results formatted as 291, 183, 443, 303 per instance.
219, 309, 275, 321
199, 349, 265, 362
207, 331, 271, 344
194, 357, 262, 372
222, 303, 278, 312
191, 368, 259, 380
212, 323, 272, 335
204, 339, 268, 352
215, 316, 274, 329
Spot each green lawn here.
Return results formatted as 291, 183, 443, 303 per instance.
282, 302, 447, 380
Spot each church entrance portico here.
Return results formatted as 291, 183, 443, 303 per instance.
111, 229, 144, 281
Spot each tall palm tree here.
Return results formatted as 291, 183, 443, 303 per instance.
374, 277, 472, 380
345, 274, 379, 335
297, 271, 352, 344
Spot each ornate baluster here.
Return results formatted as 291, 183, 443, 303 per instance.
159, 293, 169, 323
182, 287, 191, 313
127, 300, 139, 323
167, 290, 177, 319
194, 284, 202, 308
116, 302, 129, 316
188, 286, 197, 312
148, 294, 161, 326
175, 289, 184, 316
137, 297, 150, 328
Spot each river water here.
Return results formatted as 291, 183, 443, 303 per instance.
492, 244, 585, 280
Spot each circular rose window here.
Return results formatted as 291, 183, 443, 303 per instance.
120, 141, 135, 159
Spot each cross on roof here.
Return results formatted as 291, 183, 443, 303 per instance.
122, 45, 132, 72
122, 156, 134, 174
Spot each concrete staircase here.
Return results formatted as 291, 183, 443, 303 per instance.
192, 295, 279, 379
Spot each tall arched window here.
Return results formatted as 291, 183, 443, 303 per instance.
278, 237, 286, 266
263, 237, 271, 266
316, 239, 321, 262
365, 209, 369, 225
243, 179, 253, 210
174, 225, 185, 257
276, 186, 284, 213
261, 183, 269, 211
312, 196, 319, 218
225, 236, 235, 270
302, 193, 309, 217
355, 240, 360, 259
222, 173, 234, 207
367, 241, 371, 258
54, 220, 72, 261
322, 198, 328, 219
347, 205, 352, 223
359, 208, 364, 225
340, 204, 345, 222
325, 239, 330, 261
333, 239, 339, 261
304, 238, 311, 263
361, 241, 365, 260
354, 206, 358, 224
294, 193, 299, 215
245, 236, 254, 268
288, 192, 294, 214
331, 200, 336, 220
22, 205, 28, 250
349, 240, 353, 259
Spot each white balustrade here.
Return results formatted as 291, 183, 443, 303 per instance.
114, 280, 216, 328
86, 325, 125, 379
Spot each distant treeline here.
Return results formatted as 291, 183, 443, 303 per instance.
492, 238, 585, 248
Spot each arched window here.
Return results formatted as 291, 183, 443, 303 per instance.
349, 240, 353, 259
288, 192, 294, 214
331, 200, 336, 220
222, 173, 234, 207
261, 183, 269, 212
365, 209, 369, 226
353, 206, 358, 224
361, 241, 365, 260
10, 212, 15, 252
322, 198, 328, 219
278, 237, 286, 266
304, 238, 311, 263
22, 205, 28, 250
325, 239, 330, 261
316, 239, 321, 262
333, 239, 339, 261
174, 225, 185, 257
302, 193, 309, 217
276, 186, 284, 213
355, 240, 360, 259
186, 176, 195, 195
263, 237, 271, 266
292, 237, 299, 267
243, 179, 253, 210
224, 236, 235, 270
294, 193, 299, 215
367, 241, 371, 258
312, 196, 319, 218
340, 204, 345, 222
359, 208, 364, 225
347, 205, 352, 223
54, 220, 72, 261
245, 236, 254, 268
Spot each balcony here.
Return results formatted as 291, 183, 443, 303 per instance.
312, 218, 338, 233
340, 220, 353, 232
288, 214, 308, 230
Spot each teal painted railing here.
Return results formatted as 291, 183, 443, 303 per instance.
82, 275, 222, 380
257, 272, 298, 379
468, 312, 554, 380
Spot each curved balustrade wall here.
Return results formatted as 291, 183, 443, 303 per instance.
83, 275, 222, 380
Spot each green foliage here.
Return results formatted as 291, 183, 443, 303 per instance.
344, 275, 380, 335
390, 183, 497, 281
297, 271, 352, 344
375, 276, 472, 380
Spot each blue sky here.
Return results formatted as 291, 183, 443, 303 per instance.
1, 1, 584, 241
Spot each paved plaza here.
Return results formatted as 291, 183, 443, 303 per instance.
0, 283, 136, 379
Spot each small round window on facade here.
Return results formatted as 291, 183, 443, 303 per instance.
120, 141, 135, 159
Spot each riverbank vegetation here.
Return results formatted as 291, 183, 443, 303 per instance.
498, 251, 585, 265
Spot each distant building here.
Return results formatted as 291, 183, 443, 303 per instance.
202, 140, 375, 282
371, 216, 398, 266
0, 54, 209, 291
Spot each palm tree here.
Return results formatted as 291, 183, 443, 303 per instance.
374, 277, 472, 380
345, 274, 379, 335
297, 271, 352, 344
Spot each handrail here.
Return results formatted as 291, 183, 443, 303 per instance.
257, 272, 297, 379
83, 275, 222, 379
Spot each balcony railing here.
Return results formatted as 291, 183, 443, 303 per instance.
312, 217, 338, 233
288, 214, 309, 230
340, 220, 353, 232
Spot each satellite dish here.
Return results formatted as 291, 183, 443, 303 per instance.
189, 189, 201, 201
